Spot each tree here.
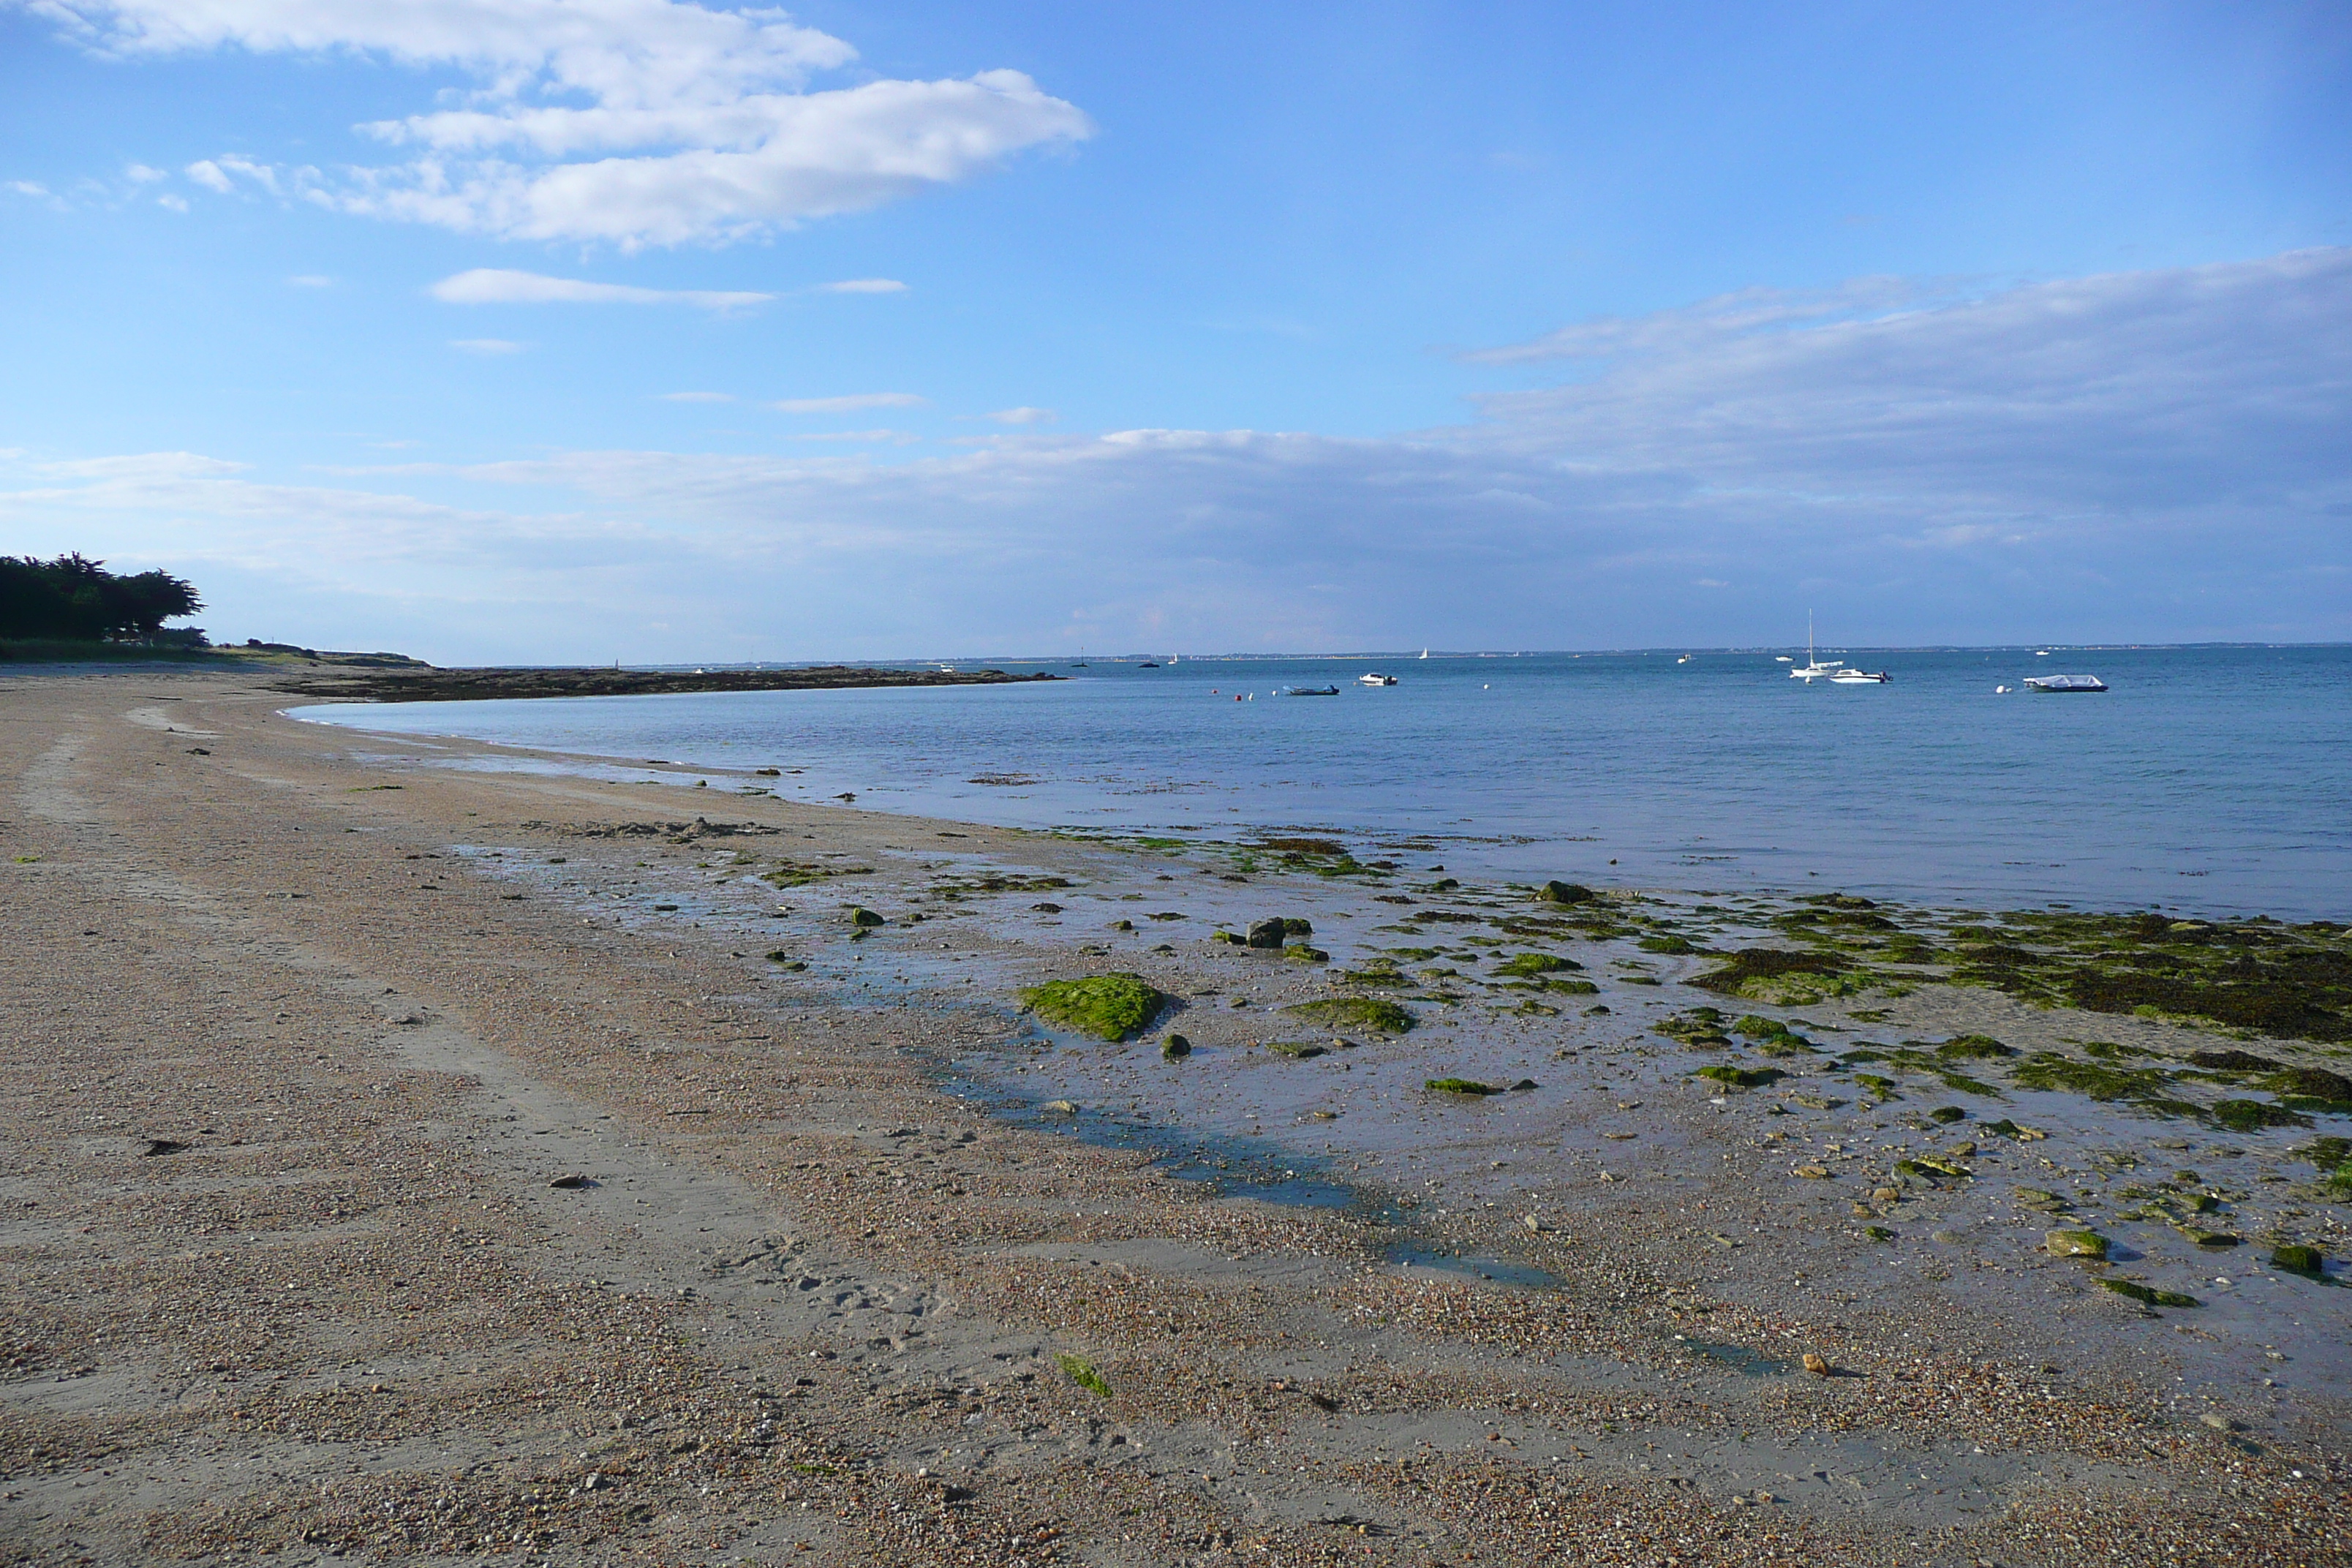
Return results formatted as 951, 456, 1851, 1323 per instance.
0, 554, 204, 641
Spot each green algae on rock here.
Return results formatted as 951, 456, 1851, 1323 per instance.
1283, 997, 1416, 1033
1161, 1033, 1191, 1060
1696, 1064, 1784, 1090
1493, 952, 1583, 976
2213, 1098, 2313, 1132
1264, 1039, 1329, 1059
1426, 1077, 1504, 1096
1019, 973, 1169, 1041
1688, 948, 1868, 1005
2046, 1229, 2111, 1259
2271, 1243, 2326, 1275
2100, 1278, 2201, 1308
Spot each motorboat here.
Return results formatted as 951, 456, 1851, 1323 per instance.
2023, 674, 2108, 693
1828, 667, 1891, 684
1137, 661, 1161, 668
1358, 672, 1397, 686
1282, 685, 1340, 696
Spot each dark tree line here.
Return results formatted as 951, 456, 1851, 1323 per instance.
0, 554, 205, 642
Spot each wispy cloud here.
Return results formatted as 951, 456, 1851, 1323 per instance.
984, 407, 1057, 426
450, 338, 527, 355
7, 180, 52, 197
42, 0, 1092, 249
287, 274, 333, 287
818, 278, 907, 294
430, 269, 772, 309
770, 393, 926, 413
123, 162, 166, 182
5, 250, 2344, 657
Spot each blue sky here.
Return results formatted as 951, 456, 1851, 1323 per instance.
2, 0, 2347, 660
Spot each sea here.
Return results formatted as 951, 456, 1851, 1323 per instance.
295, 644, 2351, 921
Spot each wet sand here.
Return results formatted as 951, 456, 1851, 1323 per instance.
1, 668, 2344, 1567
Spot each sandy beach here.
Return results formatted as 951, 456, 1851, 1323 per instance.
2, 666, 2344, 1567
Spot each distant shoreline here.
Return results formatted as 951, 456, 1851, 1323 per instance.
265, 663, 1060, 704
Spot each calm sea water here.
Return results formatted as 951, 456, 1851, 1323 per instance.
296, 645, 2351, 920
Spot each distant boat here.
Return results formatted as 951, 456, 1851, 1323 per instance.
1282, 685, 1340, 696
1676, 654, 1692, 664
1358, 672, 1397, 687
2023, 674, 2108, 693
1138, 661, 1161, 668
1790, 613, 1888, 684
1775, 655, 1793, 663
1419, 648, 1429, 659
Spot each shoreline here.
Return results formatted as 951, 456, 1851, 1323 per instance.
4, 666, 2345, 1565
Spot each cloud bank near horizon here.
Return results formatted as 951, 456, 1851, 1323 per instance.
5, 249, 2345, 660
24, 0, 1095, 248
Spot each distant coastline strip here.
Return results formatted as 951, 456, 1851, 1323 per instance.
270, 665, 1059, 704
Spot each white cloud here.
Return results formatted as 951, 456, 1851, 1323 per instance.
661, 391, 734, 403
183, 158, 231, 192
770, 392, 925, 413
124, 162, 166, 182
819, 278, 906, 294
40, 0, 1090, 248
984, 407, 1056, 425
450, 337, 527, 354
4, 250, 2343, 659
286, 274, 333, 287
430, 268, 772, 309
157, 192, 188, 211
7, 179, 53, 197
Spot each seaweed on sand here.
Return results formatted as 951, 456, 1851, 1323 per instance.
1688, 948, 1869, 1005
1019, 973, 1169, 1041
1492, 952, 1583, 976
2010, 1053, 2202, 1117
1284, 997, 1416, 1033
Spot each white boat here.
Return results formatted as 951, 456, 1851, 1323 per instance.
2023, 674, 2107, 693
1418, 648, 1429, 659
1358, 672, 1397, 687
1790, 614, 1889, 684
1676, 654, 1692, 664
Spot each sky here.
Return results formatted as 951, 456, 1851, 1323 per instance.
1, 0, 2348, 662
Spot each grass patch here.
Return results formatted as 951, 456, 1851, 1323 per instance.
1283, 997, 1416, 1033
1019, 973, 1169, 1041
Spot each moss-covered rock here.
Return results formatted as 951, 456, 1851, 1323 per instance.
2100, 1278, 2200, 1308
1493, 952, 1583, 976
1161, 1033, 1191, 1060
2213, 1098, 2313, 1132
2264, 1066, 2352, 1105
1264, 1039, 1328, 1059
1689, 948, 1866, 1004
1284, 943, 1330, 964
1936, 1034, 2018, 1060
1537, 880, 1597, 905
1637, 934, 1698, 955
2271, 1243, 2326, 1275
1426, 1077, 1503, 1096
2046, 1229, 2109, 1259
848, 905, 886, 927
1019, 973, 1169, 1041
1282, 997, 1415, 1033
1696, 1064, 1784, 1089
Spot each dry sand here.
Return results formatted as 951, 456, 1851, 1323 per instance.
1, 668, 2343, 1567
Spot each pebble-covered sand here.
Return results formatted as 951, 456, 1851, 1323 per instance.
1, 668, 2344, 1567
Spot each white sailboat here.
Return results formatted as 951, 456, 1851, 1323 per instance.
1790, 614, 1890, 684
